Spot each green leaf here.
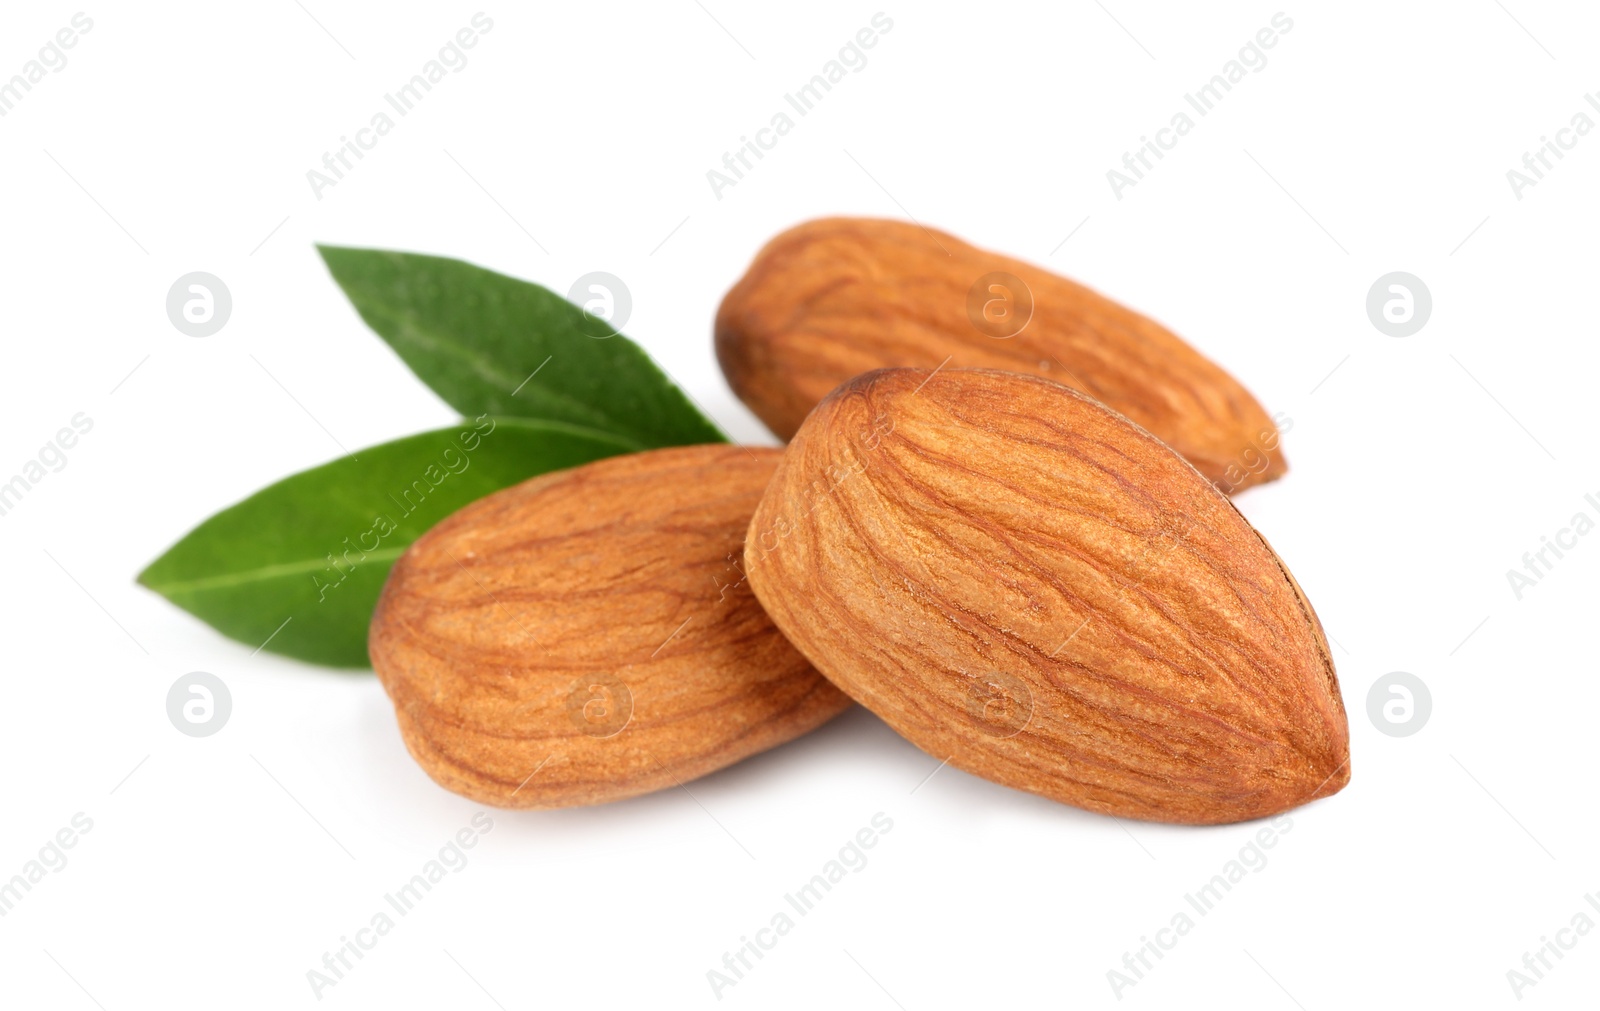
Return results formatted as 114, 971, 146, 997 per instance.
137, 417, 633, 668
317, 245, 726, 450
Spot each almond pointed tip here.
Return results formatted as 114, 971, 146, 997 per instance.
1298, 745, 1351, 808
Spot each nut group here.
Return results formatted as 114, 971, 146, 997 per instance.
370, 218, 1350, 825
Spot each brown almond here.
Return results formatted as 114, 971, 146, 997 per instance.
744, 368, 1347, 825
716, 217, 1285, 492
370, 445, 852, 809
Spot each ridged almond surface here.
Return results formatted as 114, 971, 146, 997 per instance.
717, 217, 1285, 492
744, 368, 1347, 824
371, 445, 852, 809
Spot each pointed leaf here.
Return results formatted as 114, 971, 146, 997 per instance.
317, 246, 725, 449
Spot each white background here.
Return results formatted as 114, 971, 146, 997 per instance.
1, 1, 1596, 1007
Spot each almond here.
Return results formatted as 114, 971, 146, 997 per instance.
716, 217, 1285, 492
370, 445, 852, 809
744, 368, 1348, 824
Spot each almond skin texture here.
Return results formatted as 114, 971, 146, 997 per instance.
716, 217, 1285, 492
370, 445, 852, 809
744, 368, 1348, 825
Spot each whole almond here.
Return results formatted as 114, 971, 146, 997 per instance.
744, 368, 1348, 825
717, 217, 1285, 492
370, 445, 852, 809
